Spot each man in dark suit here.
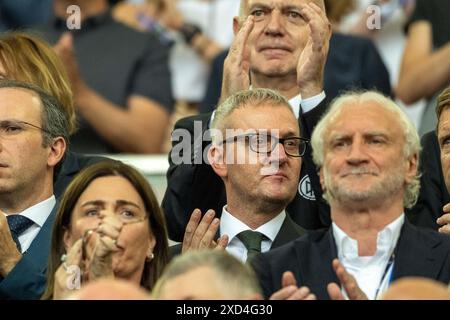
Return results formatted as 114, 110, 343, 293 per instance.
433, 86, 450, 234
0, 80, 68, 299
173, 89, 306, 263
405, 131, 450, 230
174, 88, 316, 300
405, 87, 450, 232
163, 0, 332, 242
200, 32, 391, 114
253, 91, 450, 300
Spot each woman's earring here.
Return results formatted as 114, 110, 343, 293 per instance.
146, 252, 154, 262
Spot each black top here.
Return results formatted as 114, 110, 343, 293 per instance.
405, 0, 450, 49
35, 11, 174, 153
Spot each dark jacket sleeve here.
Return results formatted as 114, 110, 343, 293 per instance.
0, 254, 47, 299
251, 253, 276, 299
289, 98, 331, 229
162, 114, 226, 241
406, 131, 450, 229
199, 50, 228, 114
324, 33, 391, 100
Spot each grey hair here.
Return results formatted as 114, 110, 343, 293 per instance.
0, 79, 69, 147
311, 91, 421, 208
152, 250, 262, 299
211, 88, 294, 144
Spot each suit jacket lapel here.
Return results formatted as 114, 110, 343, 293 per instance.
294, 228, 339, 299
271, 215, 305, 248
393, 220, 442, 280
25, 202, 58, 273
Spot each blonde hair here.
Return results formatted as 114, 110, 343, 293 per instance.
436, 86, 450, 133
0, 31, 76, 134
311, 91, 421, 208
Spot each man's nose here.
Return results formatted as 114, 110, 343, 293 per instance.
269, 141, 288, 164
264, 10, 285, 36
346, 140, 369, 164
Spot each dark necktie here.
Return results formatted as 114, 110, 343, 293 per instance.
237, 230, 267, 263
6, 215, 34, 252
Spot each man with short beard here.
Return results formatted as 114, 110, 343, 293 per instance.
253, 91, 450, 300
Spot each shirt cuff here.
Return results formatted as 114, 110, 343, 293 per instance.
300, 91, 326, 114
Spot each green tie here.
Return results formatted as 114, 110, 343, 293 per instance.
237, 230, 267, 263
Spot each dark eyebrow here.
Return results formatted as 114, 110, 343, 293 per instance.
116, 200, 142, 210
81, 199, 141, 210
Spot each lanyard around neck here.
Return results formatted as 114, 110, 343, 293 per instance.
374, 249, 396, 299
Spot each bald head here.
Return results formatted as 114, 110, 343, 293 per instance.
70, 279, 152, 300
382, 277, 450, 300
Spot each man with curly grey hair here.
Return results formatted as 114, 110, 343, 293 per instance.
253, 91, 450, 300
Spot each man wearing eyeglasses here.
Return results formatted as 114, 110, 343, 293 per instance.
0, 80, 68, 299
174, 89, 316, 299
163, 0, 332, 243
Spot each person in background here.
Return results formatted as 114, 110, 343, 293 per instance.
199, 0, 391, 117
153, 250, 262, 300
432, 87, 450, 234
113, 0, 240, 152
406, 87, 450, 231
0, 0, 53, 31
397, 0, 450, 135
35, 0, 174, 154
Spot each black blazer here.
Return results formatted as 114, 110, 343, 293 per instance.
162, 100, 331, 242
406, 131, 450, 230
0, 204, 57, 299
252, 220, 450, 299
169, 214, 306, 257
54, 151, 106, 199
200, 32, 391, 114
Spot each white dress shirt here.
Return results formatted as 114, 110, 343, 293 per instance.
220, 206, 286, 263
5, 196, 56, 253
332, 214, 405, 300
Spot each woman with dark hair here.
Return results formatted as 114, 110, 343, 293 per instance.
42, 160, 169, 299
